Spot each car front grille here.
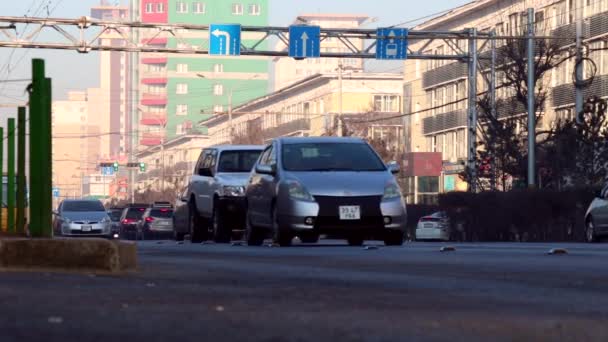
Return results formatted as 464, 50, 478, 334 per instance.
313, 195, 383, 229
70, 229, 103, 235
74, 221, 99, 225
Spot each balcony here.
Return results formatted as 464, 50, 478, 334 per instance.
141, 57, 168, 64
140, 133, 163, 146
552, 75, 608, 108
140, 112, 167, 126
141, 77, 168, 85
422, 109, 467, 135
141, 93, 167, 106
141, 37, 167, 46
422, 62, 467, 89
262, 118, 311, 138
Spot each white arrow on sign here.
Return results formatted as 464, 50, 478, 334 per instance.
388, 30, 396, 43
212, 28, 231, 54
300, 31, 309, 57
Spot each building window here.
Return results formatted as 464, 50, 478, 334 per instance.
176, 104, 188, 116
176, 2, 188, 13
176, 83, 189, 95
213, 63, 224, 73
231, 3, 244, 15
213, 84, 224, 96
145, 3, 154, 13
177, 63, 188, 73
156, 3, 165, 13
193, 2, 206, 14
248, 4, 261, 15
214, 105, 224, 113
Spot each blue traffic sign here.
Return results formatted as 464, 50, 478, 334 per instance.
289, 25, 321, 59
101, 166, 114, 176
376, 28, 409, 60
52, 187, 60, 198
209, 24, 241, 56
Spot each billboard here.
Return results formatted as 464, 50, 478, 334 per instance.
402, 152, 443, 177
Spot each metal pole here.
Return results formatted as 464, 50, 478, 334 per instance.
489, 30, 497, 191
575, 0, 584, 122
17, 107, 26, 234
0, 127, 3, 232
7, 118, 15, 233
527, 8, 536, 188
129, 0, 139, 204
467, 28, 478, 193
161, 131, 165, 192
338, 61, 343, 137
228, 89, 233, 144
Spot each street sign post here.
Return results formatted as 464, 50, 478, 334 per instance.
209, 24, 241, 56
376, 28, 408, 60
289, 25, 321, 59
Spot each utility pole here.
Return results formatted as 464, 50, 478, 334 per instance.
467, 28, 478, 193
129, 0, 139, 204
489, 30, 497, 191
337, 60, 343, 137
527, 8, 536, 188
575, 0, 584, 123
7, 118, 15, 233
17, 107, 25, 234
228, 89, 233, 144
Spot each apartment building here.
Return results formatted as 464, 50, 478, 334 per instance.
403, 0, 608, 200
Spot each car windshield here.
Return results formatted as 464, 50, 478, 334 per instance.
150, 209, 173, 218
126, 208, 147, 219
217, 150, 262, 173
109, 210, 123, 221
62, 201, 105, 212
282, 142, 387, 172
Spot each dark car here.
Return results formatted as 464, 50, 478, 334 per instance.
136, 206, 174, 240
173, 187, 190, 241
108, 207, 124, 238
584, 185, 608, 243
119, 203, 150, 240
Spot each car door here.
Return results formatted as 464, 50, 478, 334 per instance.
257, 143, 280, 227
199, 149, 217, 218
594, 184, 608, 231
190, 149, 210, 216
53, 201, 64, 234
247, 146, 271, 225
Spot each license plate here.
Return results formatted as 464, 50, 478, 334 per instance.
424, 223, 434, 228
81, 225, 92, 232
339, 206, 361, 220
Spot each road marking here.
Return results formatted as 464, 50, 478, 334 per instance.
440, 246, 456, 252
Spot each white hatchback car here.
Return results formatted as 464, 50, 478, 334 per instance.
415, 212, 450, 241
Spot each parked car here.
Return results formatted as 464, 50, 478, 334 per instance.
107, 207, 124, 238
244, 137, 407, 247
173, 187, 190, 241
53, 199, 112, 238
584, 186, 608, 242
119, 203, 150, 240
186, 145, 264, 243
415, 212, 450, 241
136, 205, 174, 240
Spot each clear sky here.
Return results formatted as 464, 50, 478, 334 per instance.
0, 0, 471, 112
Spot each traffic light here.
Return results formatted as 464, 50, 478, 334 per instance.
113, 161, 119, 172
139, 162, 146, 172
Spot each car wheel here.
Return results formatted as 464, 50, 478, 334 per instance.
384, 230, 405, 246
245, 213, 265, 246
190, 202, 208, 243
272, 207, 292, 247
347, 236, 364, 246
212, 204, 231, 243
586, 219, 598, 243
300, 233, 320, 244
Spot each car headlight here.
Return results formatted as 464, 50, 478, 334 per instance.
382, 183, 402, 201
286, 180, 315, 202
222, 185, 245, 197
101, 216, 111, 223
63, 217, 72, 224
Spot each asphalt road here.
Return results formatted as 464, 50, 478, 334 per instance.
2, 239, 608, 342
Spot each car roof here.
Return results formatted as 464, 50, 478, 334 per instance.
62, 199, 102, 203
276, 137, 366, 145
208, 145, 265, 152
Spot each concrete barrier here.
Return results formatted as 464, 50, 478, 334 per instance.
0, 238, 137, 273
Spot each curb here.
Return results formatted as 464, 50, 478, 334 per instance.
0, 238, 137, 273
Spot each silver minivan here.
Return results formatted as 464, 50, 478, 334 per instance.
244, 137, 407, 247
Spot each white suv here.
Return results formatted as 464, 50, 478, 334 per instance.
185, 145, 264, 243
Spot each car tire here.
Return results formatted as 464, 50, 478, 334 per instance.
190, 202, 208, 243
347, 236, 364, 246
245, 212, 265, 246
300, 233, 320, 244
272, 207, 292, 247
586, 219, 598, 243
384, 230, 405, 246
212, 203, 231, 243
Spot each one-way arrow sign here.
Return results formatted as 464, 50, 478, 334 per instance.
210, 24, 241, 56
289, 25, 320, 59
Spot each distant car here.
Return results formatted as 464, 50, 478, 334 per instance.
186, 145, 264, 243
136, 206, 174, 240
119, 203, 150, 240
107, 207, 124, 238
53, 199, 112, 238
244, 137, 407, 247
415, 212, 450, 241
584, 186, 608, 243
173, 187, 190, 241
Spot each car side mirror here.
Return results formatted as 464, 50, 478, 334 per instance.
52, 210, 59, 216
387, 161, 400, 174
198, 167, 213, 177
256, 164, 276, 176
